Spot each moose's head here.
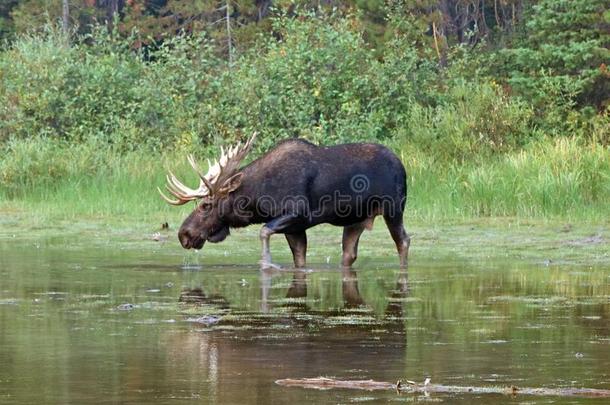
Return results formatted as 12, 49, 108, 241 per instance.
158, 134, 256, 249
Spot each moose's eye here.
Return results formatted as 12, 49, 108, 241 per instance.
199, 201, 212, 211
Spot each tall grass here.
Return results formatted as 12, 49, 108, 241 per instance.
0, 138, 200, 227
404, 137, 610, 221
1, 137, 608, 227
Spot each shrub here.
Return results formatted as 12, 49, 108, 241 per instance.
0, 25, 220, 151
398, 79, 534, 161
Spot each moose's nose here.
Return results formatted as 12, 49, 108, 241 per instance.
178, 228, 192, 249
178, 227, 206, 250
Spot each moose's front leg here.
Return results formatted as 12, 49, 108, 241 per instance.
259, 227, 277, 269
259, 214, 304, 270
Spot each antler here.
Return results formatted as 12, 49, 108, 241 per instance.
158, 132, 257, 206
207, 132, 257, 193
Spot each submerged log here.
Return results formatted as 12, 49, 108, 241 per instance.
275, 377, 610, 398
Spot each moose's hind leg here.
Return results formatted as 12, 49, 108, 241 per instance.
342, 221, 367, 267
285, 232, 307, 268
383, 215, 410, 267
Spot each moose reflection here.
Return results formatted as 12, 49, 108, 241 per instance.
258, 267, 409, 315
165, 268, 410, 403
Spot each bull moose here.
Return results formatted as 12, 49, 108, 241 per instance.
159, 134, 410, 268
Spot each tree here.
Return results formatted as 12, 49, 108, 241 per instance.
62, 0, 69, 35
8, 0, 101, 37
386, 0, 530, 66
492, 0, 610, 109
0, 0, 19, 41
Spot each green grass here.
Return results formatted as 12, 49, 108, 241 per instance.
404, 137, 610, 221
0, 136, 609, 230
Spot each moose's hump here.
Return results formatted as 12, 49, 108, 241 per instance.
273, 138, 317, 152
252, 138, 317, 166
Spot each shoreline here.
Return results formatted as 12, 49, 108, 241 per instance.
2, 210, 608, 267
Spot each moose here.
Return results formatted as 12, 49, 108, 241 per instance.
159, 134, 410, 268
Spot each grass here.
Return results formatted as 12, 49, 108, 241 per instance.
404, 137, 610, 221
1, 136, 609, 231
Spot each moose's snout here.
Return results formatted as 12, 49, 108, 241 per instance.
178, 230, 191, 249
178, 227, 205, 250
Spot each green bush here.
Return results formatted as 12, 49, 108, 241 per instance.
0, 25, 220, 151
2, 14, 603, 159
398, 79, 534, 161
191, 14, 411, 149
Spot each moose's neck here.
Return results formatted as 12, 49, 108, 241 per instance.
218, 187, 259, 228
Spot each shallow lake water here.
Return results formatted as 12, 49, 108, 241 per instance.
1, 229, 609, 404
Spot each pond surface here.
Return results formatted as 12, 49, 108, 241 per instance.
1, 229, 610, 404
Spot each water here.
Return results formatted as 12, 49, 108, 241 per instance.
1, 230, 610, 404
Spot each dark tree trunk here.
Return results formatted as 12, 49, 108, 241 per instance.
62, 0, 69, 35
256, 0, 272, 21
104, 0, 124, 31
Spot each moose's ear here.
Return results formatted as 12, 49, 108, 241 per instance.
218, 172, 243, 196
